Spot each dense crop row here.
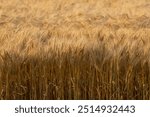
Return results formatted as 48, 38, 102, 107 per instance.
0, 0, 150, 99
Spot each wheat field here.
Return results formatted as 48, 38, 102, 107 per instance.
0, 0, 150, 99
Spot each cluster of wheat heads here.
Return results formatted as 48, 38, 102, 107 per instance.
0, 0, 150, 99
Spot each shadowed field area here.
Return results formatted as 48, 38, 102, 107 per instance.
0, 0, 150, 99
